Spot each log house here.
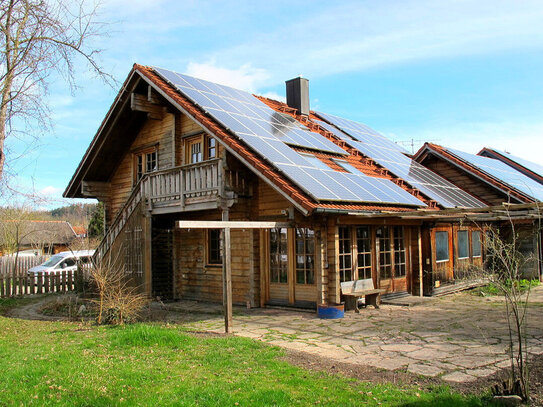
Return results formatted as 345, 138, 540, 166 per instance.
64, 64, 514, 309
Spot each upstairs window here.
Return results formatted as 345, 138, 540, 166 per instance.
185, 134, 218, 164
134, 147, 158, 184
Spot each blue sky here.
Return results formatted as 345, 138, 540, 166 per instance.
6, 0, 543, 207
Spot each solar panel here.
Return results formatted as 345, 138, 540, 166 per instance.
154, 67, 346, 155
446, 148, 543, 201
153, 67, 426, 207
480, 148, 543, 184
315, 116, 484, 208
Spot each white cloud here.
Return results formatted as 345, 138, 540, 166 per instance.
185, 61, 270, 92
202, 0, 543, 84
39, 186, 63, 196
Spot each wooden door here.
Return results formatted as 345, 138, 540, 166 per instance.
266, 227, 317, 306
293, 228, 317, 303
268, 227, 289, 303
376, 226, 409, 293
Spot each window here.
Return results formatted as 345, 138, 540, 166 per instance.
376, 226, 392, 279
472, 230, 482, 257
295, 228, 315, 285
334, 160, 364, 176
338, 226, 352, 282
207, 137, 217, 159
301, 153, 331, 171
393, 226, 406, 277
356, 226, 372, 280
435, 231, 449, 262
457, 230, 469, 259
207, 229, 222, 265
134, 148, 158, 183
270, 228, 288, 283
185, 134, 218, 164
56, 257, 75, 269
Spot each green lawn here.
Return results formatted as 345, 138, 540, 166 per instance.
0, 299, 490, 406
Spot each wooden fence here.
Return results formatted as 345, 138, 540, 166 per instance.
0, 269, 83, 298
0, 255, 47, 277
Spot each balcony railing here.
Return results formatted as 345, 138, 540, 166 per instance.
96, 158, 250, 259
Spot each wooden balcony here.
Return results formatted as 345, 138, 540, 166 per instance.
142, 159, 250, 214
96, 159, 251, 259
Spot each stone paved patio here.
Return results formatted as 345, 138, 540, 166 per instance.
160, 286, 543, 383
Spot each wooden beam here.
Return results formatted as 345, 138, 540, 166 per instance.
418, 227, 423, 297
81, 181, 109, 200
176, 220, 291, 229
131, 93, 164, 120
221, 210, 233, 334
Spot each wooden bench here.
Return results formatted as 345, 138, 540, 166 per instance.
340, 279, 385, 312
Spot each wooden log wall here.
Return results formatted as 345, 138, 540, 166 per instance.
106, 113, 175, 226
174, 200, 257, 306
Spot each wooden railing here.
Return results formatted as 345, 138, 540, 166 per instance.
146, 158, 222, 207
0, 270, 82, 298
96, 159, 228, 260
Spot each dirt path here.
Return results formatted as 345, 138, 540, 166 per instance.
5, 297, 63, 321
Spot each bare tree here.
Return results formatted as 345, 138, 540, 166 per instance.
473, 209, 542, 402
0, 0, 113, 181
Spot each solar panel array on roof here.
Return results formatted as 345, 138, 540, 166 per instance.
315, 114, 484, 208
479, 148, 543, 185
153, 67, 425, 207
446, 148, 543, 201
154, 67, 346, 155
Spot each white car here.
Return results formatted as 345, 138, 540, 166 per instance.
27, 250, 95, 275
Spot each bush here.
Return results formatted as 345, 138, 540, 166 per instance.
89, 258, 149, 325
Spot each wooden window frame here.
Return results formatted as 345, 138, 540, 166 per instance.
270, 227, 288, 284
184, 133, 217, 164
206, 229, 222, 266
435, 230, 450, 263
355, 226, 372, 280
457, 229, 470, 260
338, 226, 353, 282
471, 230, 482, 258
393, 226, 407, 278
376, 226, 392, 280
295, 228, 315, 285
133, 145, 158, 185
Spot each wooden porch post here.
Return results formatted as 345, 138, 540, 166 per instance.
418, 227, 423, 297
143, 213, 153, 297
222, 210, 233, 334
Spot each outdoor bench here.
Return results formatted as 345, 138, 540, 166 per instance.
340, 278, 385, 312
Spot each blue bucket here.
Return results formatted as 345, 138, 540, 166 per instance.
317, 304, 344, 319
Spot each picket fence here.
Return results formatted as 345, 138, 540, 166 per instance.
0, 255, 47, 277
0, 269, 83, 298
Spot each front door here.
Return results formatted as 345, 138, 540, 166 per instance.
267, 227, 317, 306
375, 226, 409, 293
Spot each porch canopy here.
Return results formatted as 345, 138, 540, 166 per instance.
175, 220, 291, 334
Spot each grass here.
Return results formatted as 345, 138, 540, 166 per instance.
474, 279, 540, 297
0, 305, 492, 406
